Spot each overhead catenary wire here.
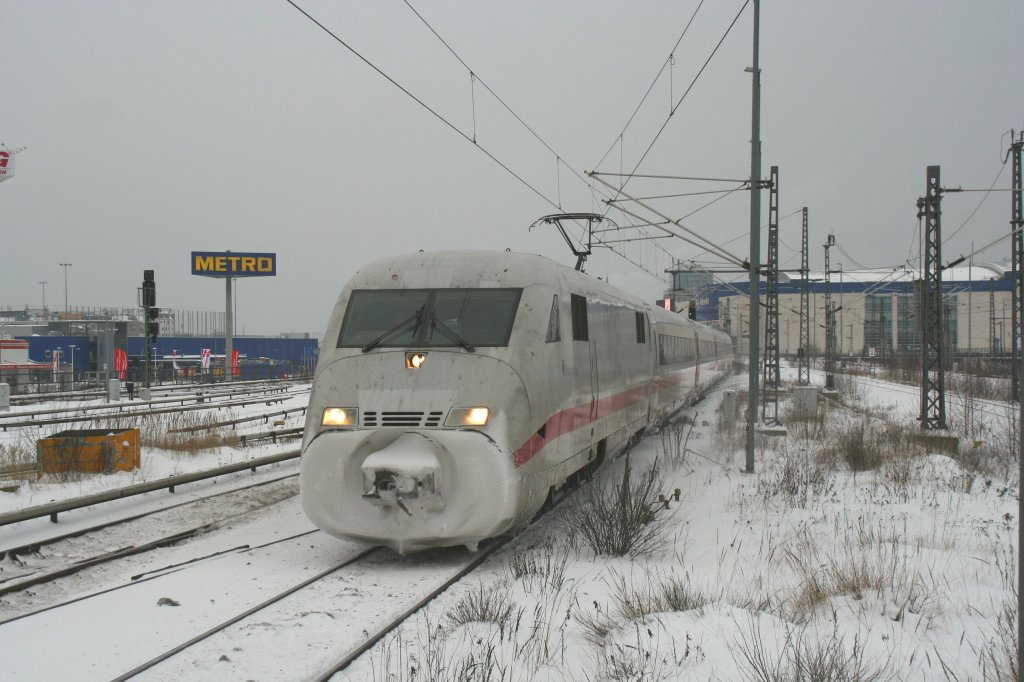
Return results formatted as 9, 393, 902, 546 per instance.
401, 0, 595, 194
597, 0, 751, 212
589, 172, 747, 266
286, 0, 668, 281
593, 0, 707, 171
289, 0, 749, 290
944, 161, 1009, 245
585, 0, 753, 290
400, 0, 690, 283
283, 0, 557, 210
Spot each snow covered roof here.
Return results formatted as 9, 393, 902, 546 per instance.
803, 262, 1006, 284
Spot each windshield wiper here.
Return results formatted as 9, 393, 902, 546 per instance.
430, 317, 476, 352
361, 308, 424, 353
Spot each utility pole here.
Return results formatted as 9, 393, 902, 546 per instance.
968, 242, 974, 366
225, 276, 234, 383
919, 165, 947, 430
990, 279, 997, 356
745, 0, 762, 473
59, 262, 72, 314
1010, 132, 1023, 396
1005, 131, 1024, 674
798, 207, 810, 384
823, 234, 836, 390
761, 165, 780, 425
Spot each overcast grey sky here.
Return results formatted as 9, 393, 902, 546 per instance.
3, 1, 1022, 336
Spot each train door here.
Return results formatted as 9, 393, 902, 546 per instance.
693, 328, 701, 388
569, 294, 596, 445
645, 313, 658, 423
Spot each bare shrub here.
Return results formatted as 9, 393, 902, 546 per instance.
563, 456, 675, 559
757, 444, 835, 509
832, 419, 881, 472
610, 569, 711, 621
507, 542, 568, 594
833, 373, 866, 405
882, 451, 915, 500
0, 439, 36, 470
575, 603, 621, 648
445, 582, 521, 630
658, 419, 691, 468
958, 402, 1020, 481
947, 371, 1013, 403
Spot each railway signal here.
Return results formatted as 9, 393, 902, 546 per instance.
140, 270, 158, 388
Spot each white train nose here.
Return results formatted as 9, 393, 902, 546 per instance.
360, 432, 443, 515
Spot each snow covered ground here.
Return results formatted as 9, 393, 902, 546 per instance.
340, 368, 1019, 681
0, 371, 1018, 680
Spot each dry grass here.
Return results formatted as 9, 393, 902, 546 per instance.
124, 410, 237, 454
507, 542, 568, 594
756, 442, 836, 509
563, 456, 676, 559
734, 617, 892, 682
658, 419, 692, 469
0, 439, 36, 470
975, 591, 1019, 682
445, 582, 522, 631
610, 569, 712, 621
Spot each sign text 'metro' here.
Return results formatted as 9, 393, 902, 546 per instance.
191, 251, 277, 278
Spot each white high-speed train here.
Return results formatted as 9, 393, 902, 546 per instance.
300, 251, 733, 553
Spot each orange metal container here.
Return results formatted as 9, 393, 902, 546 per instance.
37, 428, 141, 475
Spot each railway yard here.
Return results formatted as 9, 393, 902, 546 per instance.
0, 369, 1017, 680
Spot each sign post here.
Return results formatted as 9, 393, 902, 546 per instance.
225, 275, 233, 383
191, 251, 276, 384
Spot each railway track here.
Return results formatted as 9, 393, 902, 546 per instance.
8, 378, 303, 407
0, 472, 301, 601
0, 387, 310, 432
0, 464, 577, 681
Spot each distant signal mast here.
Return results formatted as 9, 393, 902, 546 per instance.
0, 144, 27, 183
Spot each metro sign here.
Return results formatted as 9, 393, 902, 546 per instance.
191, 251, 277, 278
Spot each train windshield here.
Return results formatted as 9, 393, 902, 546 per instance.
338, 288, 522, 349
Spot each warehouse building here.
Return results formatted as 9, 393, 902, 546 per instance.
666, 262, 1012, 359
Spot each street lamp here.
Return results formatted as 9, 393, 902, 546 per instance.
39, 280, 47, 318
59, 262, 72, 314
68, 344, 77, 383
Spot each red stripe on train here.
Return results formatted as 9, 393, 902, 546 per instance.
511, 368, 698, 468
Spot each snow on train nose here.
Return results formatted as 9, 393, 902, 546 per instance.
360, 432, 444, 516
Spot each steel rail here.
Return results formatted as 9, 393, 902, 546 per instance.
0, 385, 303, 421
168, 406, 307, 433
0, 449, 300, 526
9, 378, 300, 406
110, 546, 381, 682
0, 471, 299, 557
312, 536, 514, 680
0, 393, 302, 431
0, 529, 319, 626
2, 384, 301, 420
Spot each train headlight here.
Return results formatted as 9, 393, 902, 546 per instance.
405, 352, 427, 369
322, 407, 358, 427
445, 407, 490, 427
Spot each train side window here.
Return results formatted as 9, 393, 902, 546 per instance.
545, 295, 561, 343
635, 311, 646, 343
570, 294, 588, 341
